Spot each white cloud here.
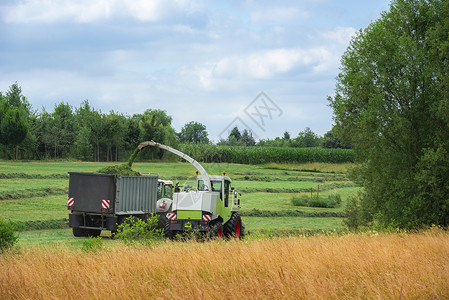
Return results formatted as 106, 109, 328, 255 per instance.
2, 0, 197, 23
186, 47, 338, 90
250, 7, 308, 23
319, 26, 357, 45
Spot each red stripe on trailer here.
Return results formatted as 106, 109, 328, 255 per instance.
102, 199, 110, 209
202, 214, 211, 221
67, 197, 74, 206
167, 213, 177, 220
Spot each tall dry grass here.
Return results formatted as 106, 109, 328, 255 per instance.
1, 229, 448, 299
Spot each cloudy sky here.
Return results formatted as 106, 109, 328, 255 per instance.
0, 0, 390, 142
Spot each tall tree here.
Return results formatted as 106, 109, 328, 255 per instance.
139, 109, 177, 160
329, 0, 449, 228
51, 102, 76, 158
178, 121, 209, 144
228, 126, 241, 141
293, 127, 321, 148
0, 108, 28, 159
240, 129, 256, 146
0, 83, 30, 159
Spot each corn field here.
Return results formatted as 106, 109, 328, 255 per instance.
179, 144, 354, 164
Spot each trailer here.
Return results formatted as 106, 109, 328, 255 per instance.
67, 172, 158, 237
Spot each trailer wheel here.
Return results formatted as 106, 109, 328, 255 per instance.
72, 227, 88, 237
86, 229, 101, 237
223, 213, 244, 239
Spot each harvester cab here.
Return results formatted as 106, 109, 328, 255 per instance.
137, 141, 244, 239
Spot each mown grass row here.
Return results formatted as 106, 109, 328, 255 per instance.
0, 173, 68, 179
239, 182, 358, 193
240, 208, 346, 218
17, 219, 68, 231
179, 144, 354, 164
234, 174, 348, 182
0, 187, 68, 200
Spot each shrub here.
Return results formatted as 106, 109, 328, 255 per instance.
114, 215, 163, 244
0, 218, 22, 252
82, 236, 103, 253
343, 195, 372, 231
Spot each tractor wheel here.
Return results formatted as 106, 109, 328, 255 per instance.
72, 227, 88, 237
157, 213, 168, 230
164, 221, 178, 239
209, 220, 223, 239
223, 213, 244, 239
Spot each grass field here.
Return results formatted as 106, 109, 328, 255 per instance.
0, 160, 356, 240
2, 160, 448, 298
1, 229, 448, 299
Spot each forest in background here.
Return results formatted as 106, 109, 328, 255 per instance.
0, 82, 347, 162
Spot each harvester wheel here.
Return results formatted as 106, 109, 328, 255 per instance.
223, 213, 244, 239
209, 220, 223, 239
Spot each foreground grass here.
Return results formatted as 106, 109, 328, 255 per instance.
1, 229, 448, 299
244, 216, 344, 232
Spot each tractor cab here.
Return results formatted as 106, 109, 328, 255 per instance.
156, 179, 174, 215
157, 179, 173, 200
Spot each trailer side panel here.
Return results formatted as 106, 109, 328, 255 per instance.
115, 175, 158, 214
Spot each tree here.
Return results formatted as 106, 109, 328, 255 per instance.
139, 109, 177, 160
329, 0, 449, 228
293, 127, 320, 148
0, 83, 30, 159
240, 129, 256, 146
178, 121, 209, 144
228, 127, 241, 141
322, 129, 350, 149
0, 108, 28, 159
51, 102, 76, 158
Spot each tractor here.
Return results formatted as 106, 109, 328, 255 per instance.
138, 141, 244, 239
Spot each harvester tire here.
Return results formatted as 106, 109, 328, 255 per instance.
223, 213, 244, 239
72, 227, 88, 237
209, 220, 223, 239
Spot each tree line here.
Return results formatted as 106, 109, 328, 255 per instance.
0, 83, 347, 161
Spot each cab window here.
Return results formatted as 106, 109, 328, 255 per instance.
163, 185, 173, 199
157, 183, 163, 199
211, 181, 222, 193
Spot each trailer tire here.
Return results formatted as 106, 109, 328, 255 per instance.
86, 229, 101, 237
223, 213, 243, 239
72, 227, 88, 237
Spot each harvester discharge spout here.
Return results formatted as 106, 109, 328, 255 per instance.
138, 141, 211, 189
